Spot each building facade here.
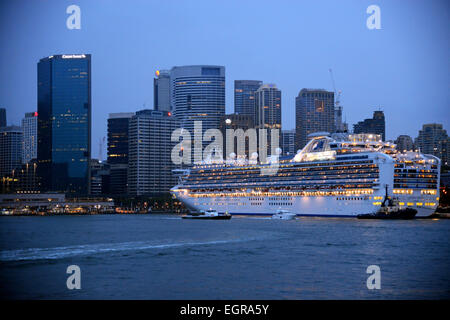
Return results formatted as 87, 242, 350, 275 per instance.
394, 135, 415, 152
37, 54, 91, 195
1, 160, 39, 194
127, 110, 180, 196
254, 84, 281, 155
295, 89, 335, 150
415, 123, 449, 165
171, 65, 225, 157
107, 112, 134, 195
254, 84, 281, 129
22, 112, 38, 164
219, 113, 255, 159
234, 80, 262, 118
281, 129, 296, 156
353, 110, 385, 141
154, 70, 171, 112
0, 126, 23, 178
90, 159, 110, 196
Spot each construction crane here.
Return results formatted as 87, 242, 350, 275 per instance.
329, 68, 342, 108
329, 68, 345, 132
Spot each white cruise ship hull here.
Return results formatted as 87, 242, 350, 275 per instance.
174, 192, 437, 218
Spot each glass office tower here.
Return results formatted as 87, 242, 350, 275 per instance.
37, 54, 91, 195
171, 65, 225, 158
234, 80, 262, 118
107, 112, 134, 195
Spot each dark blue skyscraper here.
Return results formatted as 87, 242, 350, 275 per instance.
107, 112, 134, 195
37, 54, 91, 195
234, 80, 262, 118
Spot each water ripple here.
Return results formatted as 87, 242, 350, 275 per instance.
0, 238, 259, 262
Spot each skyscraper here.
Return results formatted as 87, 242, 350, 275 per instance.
107, 112, 134, 195
171, 65, 225, 156
234, 80, 262, 118
127, 110, 180, 196
0, 108, 6, 127
22, 112, 38, 164
254, 84, 281, 155
37, 54, 91, 195
415, 123, 448, 162
254, 84, 281, 129
353, 110, 385, 141
295, 89, 335, 149
154, 70, 171, 111
0, 126, 23, 177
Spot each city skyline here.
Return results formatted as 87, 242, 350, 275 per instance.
1, 0, 449, 159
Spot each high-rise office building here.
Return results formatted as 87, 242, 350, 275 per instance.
127, 110, 180, 196
107, 112, 134, 195
415, 123, 449, 163
0, 126, 23, 177
234, 80, 262, 118
254, 84, 281, 129
353, 111, 385, 141
254, 84, 281, 155
0, 108, 6, 127
37, 54, 91, 195
295, 89, 335, 149
22, 112, 38, 164
154, 70, 171, 111
281, 129, 296, 156
395, 135, 415, 152
171, 65, 225, 156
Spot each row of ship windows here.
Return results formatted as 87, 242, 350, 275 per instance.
189, 185, 377, 194
188, 173, 380, 182
191, 169, 380, 179
194, 161, 375, 173
336, 197, 368, 201
195, 166, 378, 176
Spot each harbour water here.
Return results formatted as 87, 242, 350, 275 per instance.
0, 214, 449, 299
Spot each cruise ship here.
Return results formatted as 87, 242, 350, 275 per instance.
171, 133, 440, 217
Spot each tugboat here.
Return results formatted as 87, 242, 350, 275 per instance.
271, 208, 297, 220
357, 185, 417, 220
182, 209, 232, 220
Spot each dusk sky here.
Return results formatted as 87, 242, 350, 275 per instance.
1, 0, 449, 159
